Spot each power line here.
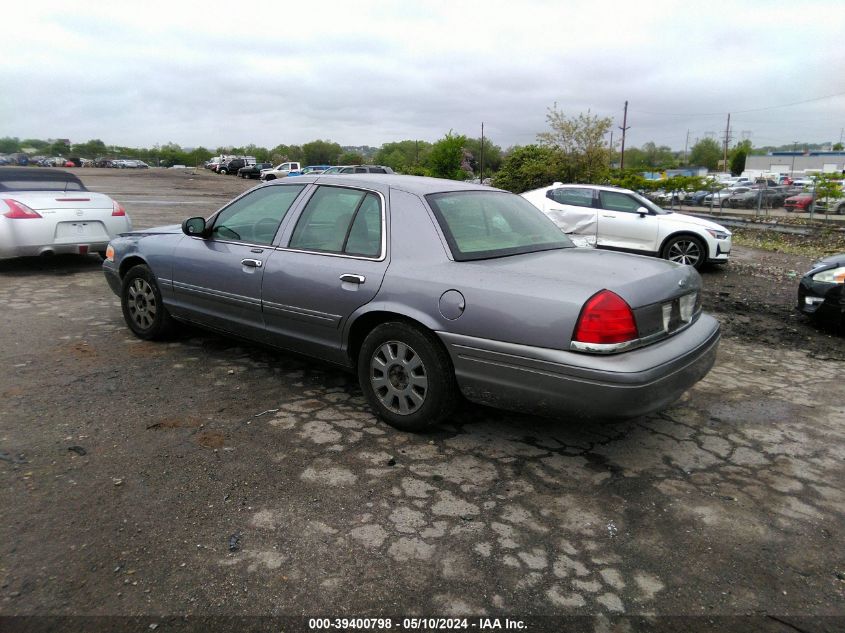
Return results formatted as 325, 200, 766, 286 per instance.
636, 91, 845, 117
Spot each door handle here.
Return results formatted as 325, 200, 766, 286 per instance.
339, 274, 365, 284
241, 259, 263, 268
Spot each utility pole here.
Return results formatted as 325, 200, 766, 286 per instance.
619, 101, 630, 170
791, 141, 798, 176
609, 130, 614, 168
683, 130, 689, 165
723, 113, 731, 172
479, 122, 484, 183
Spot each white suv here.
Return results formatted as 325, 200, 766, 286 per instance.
521, 183, 731, 269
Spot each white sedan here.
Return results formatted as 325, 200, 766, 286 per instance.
0, 168, 132, 259
521, 182, 731, 269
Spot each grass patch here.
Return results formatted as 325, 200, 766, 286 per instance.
732, 225, 845, 258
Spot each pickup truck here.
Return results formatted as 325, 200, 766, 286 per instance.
260, 162, 301, 181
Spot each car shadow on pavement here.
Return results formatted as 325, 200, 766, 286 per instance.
0, 254, 105, 276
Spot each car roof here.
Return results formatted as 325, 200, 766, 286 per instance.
0, 167, 87, 191
268, 173, 499, 195
541, 182, 636, 194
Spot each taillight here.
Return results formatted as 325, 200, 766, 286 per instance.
573, 290, 638, 345
3, 199, 42, 219
112, 200, 126, 216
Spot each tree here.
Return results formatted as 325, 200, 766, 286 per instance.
536, 105, 612, 182
373, 140, 431, 173
833, 142, 844, 151
814, 173, 843, 214
21, 138, 49, 151
428, 131, 468, 180
729, 140, 752, 176
270, 144, 303, 163
0, 137, 21, 153
49, 140, 71, 156
301, 140, 343, 165
689, 138, 722, 171
492, 145, 563, 193
462, 137, 503, 175
337, 151, 365, 165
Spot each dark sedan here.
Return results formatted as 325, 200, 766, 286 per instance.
237, 162, 272, 179
102, 175, 719, 431
798, 253, 845, 328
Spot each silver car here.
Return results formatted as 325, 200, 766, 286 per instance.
103, 175, 719, 431
0, 168, 132, 259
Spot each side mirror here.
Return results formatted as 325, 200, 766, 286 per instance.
636, 206, 650, 217
182, 216, 209, 237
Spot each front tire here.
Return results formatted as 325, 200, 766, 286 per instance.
357, 322, 458, 432
121, 265, 175, 340
662, 235, 706, 270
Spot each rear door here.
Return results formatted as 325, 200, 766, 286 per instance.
168, 184, 306, 336
596, 190, 660, 253
261, 184, 388, 363
542, 187, 598, 246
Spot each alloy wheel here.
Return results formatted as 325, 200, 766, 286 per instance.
126, 278, 158, 330
370, 341, 428, 415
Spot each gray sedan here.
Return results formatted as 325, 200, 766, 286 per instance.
103, 175, 719, 431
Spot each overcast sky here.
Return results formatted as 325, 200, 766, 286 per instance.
3, 0, 844, 152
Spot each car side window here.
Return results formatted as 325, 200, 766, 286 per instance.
211, 185, 305, 244
288, 186, 382, 257
599, 191, 641, 213
547, 188, 594, 207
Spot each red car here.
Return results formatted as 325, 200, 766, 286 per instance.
784, 193, 814, 212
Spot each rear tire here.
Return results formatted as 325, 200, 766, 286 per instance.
357, 322, 458, 432
121, 265, 175, 340
662, 235, 706, 270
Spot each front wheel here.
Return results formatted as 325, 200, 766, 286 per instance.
662, 235, 706, 270
121, 265, 175, 340
357, 322, 458, 432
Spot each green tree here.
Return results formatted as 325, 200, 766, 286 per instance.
689, 138, 722, 171
833, 142, 844, 151
49, 140, 71, 156
537, 105, 612, 183
21, 138, 49, 151
0, 137, 21, 153
337, 151, 365, 165
72, 138, 108, 158
301, 140, 343, 165
428, 131, 468, 180
373, 140, 431, 173
814, 173, 843, 214
462, 137, 503, 175
492, 145, 563, 193
729, 140, 752, 176
269, 144, 303, 163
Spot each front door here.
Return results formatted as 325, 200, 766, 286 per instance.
169, 184, 307, 335
596, 190, 660, 253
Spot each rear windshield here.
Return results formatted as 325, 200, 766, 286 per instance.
0, 169, 87, 192
426, 190, 573, 261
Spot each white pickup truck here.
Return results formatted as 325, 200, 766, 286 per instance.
260, 162, 301, 181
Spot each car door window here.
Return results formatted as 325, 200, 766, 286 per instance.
211, 185, 305, 244
599, 191, 641, 213
548, 188, 594, 207
288, 186, 383, 257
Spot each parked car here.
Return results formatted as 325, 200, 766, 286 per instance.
321, 165, 395, 175
288, 165, 332, 176
521, 183, 731, 270
102, 175, 719, 431
238, 162, 273, 179
784, 193, 815, 212
217, 158, 250, 175
703, 187, 753, 206
0, 168, 132, 259
797, 253, 845, 328
725, 188, 786, 209
260, 162, 301, 180
683, 190, 710, 206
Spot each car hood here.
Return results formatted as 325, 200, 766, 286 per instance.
660, 212, 730, 234
463, 247, 700, 309
810, 253, 845, 270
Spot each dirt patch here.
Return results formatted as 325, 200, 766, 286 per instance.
145, 416, 203, 430
195, 430, 226, 448
700, 245, 845, 361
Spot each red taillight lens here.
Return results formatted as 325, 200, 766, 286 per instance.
112, 200, 126, 216
573, 290, 638, 345
3, 199, 42, 219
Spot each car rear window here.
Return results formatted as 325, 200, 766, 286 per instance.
426, 191, 573, 261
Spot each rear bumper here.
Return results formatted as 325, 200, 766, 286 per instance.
438, 314, 720, 421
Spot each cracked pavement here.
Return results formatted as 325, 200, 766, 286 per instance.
0, 170, 843, 626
